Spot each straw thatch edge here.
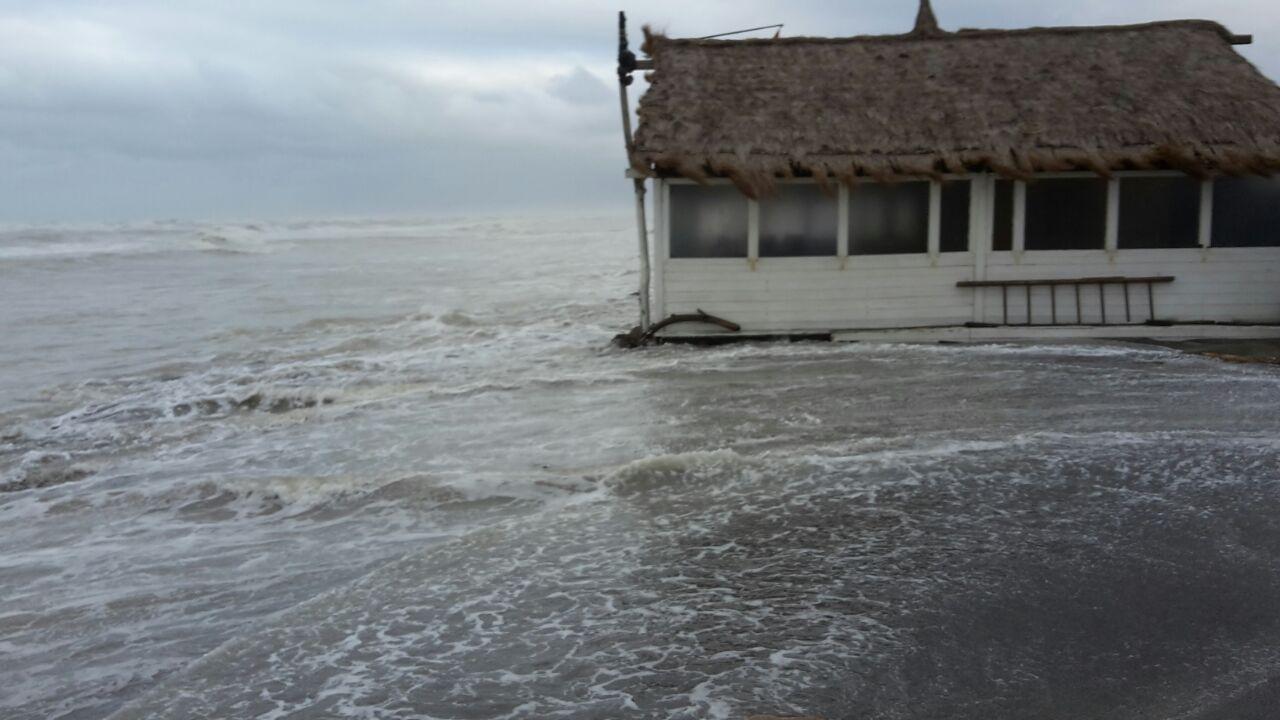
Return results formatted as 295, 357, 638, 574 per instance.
633, 145, 1280, 200
633, 22, 1280, 199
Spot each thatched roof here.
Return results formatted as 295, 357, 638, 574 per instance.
632, 10, 1280, 197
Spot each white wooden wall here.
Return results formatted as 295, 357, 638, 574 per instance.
653, 176, 1280, 336
980, 250, 1280, 326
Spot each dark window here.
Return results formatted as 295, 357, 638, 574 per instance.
1212, 177, 1280, 247
1025, 178, 1108, 250
849, 182, 929, 255
669, 185, 748, 258
993, 180, 1014, 251
759, 185, 838, 257
1118, 177, 1201, 249
940, 181, 971, 253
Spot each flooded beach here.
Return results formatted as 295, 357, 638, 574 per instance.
3, 216, 1280, 719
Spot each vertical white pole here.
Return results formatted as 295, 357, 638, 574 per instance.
928, 181, 942, 262
618, 62, 650, 331
748, 199, 760, 271
1106, 177, 1120, 255
1013, 181, 1027, 257
837, 185, 850, 269
972, 177, 990, 324
633, 178, 651, 331
653, 179, 666, 321
1199, 179, 1214, 249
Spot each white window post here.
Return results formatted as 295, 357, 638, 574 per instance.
971, 176, 992, 324
1199, 180, 1214, 249
928, 181, 942, 264
1012, 181, 1027, 261
747, 198, 760, 271
838, 185, 850, 269
1106, 178, 1120, 259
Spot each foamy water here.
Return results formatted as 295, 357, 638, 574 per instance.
2, 216, 1280, 719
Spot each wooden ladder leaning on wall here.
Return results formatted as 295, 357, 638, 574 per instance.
957, 276, 1176, 327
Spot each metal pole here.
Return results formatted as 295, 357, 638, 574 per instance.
618, 66, 635, 151
618, 12, 651, 332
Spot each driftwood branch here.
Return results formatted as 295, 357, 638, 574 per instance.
612, 309, 741, 348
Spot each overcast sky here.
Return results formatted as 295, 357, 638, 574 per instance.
1, 0, 1276, 222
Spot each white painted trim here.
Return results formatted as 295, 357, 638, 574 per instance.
1105, 178, 1121, 254
747, 199, 760, 270
837, 185, 850, 268
1012, 181, 1027, 256
1200, 180, 1214, 249
928, 181, 942, 261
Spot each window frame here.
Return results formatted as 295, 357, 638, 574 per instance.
660, 170, 1275, 267
992, 170, 1215, 255
1207, 175, 1280, 249
757, 181, 842, 258
662, 175, 978, 265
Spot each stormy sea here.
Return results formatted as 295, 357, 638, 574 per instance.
3, 215, 1280, 720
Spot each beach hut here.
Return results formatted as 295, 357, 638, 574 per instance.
617, 2, 1280, 342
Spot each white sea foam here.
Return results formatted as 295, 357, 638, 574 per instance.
5, 214, 1280, 720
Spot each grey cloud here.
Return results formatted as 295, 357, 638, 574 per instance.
0, 0, 1276, 222
548, 67, 611, 105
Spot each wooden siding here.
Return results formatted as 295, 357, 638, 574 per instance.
653, 176, 1280, 336
662, 256, 976, 333
980, 249, 1280, 326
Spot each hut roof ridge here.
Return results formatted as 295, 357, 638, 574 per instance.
644, 19, 1243, 48
633, 14, 1280, 196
